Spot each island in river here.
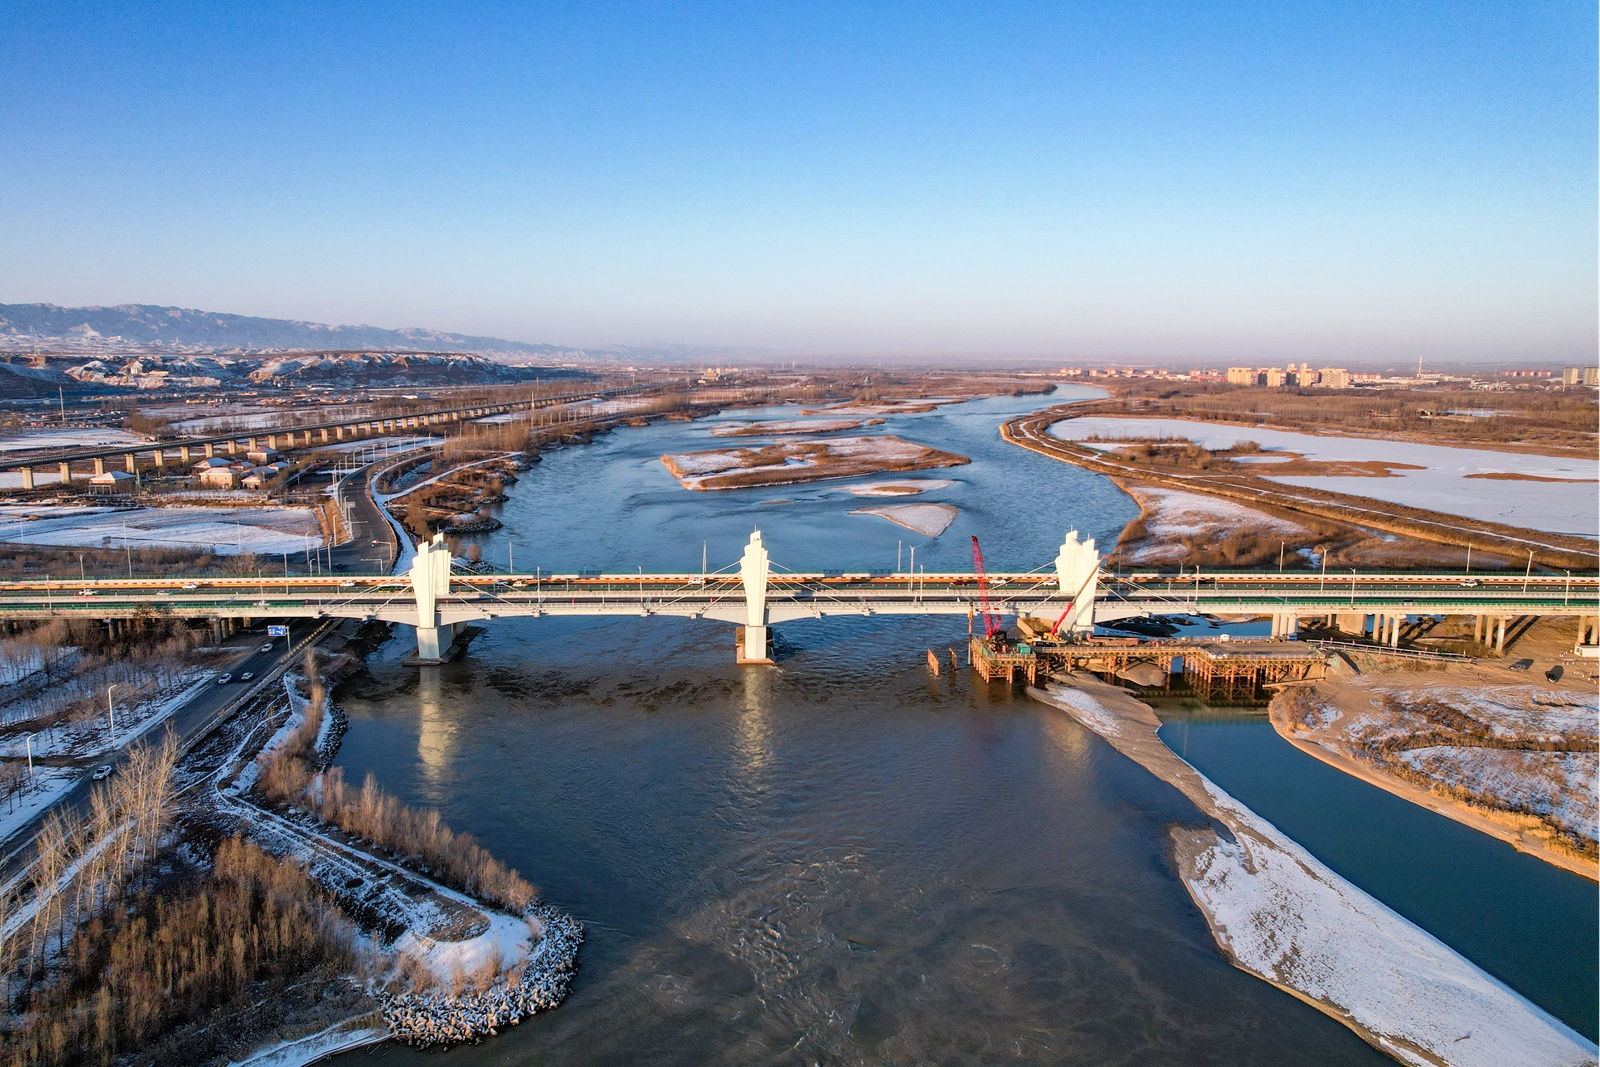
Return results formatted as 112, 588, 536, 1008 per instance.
660, 434, 969, 491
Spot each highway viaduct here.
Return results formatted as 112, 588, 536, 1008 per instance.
1, 530, 1595, 664
0, 382, 659, 488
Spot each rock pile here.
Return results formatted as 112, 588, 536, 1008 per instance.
380, 904, 583, 1048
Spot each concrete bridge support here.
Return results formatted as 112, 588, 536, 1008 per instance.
409, 532, 456, 663
93, 457, 106, 476
19, 466, 32, 490
1270, 613, 1298, 639
737, 529, 772, 663
58, 461, 71, 484
124, 453, 137, 473
153, 450, 165, 469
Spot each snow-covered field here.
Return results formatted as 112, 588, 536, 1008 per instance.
0, 427, 145, 452
850, 503, 959, 537
1119, 486, 1308, 562
0, 767, 80, 846
1050, 416, 1599, 536
0, 504, 324, 554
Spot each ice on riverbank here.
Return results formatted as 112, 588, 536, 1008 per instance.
1029, 679, 1598, 1067
850, 503, 958, 537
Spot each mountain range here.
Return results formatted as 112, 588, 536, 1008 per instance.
0, 303, 586, 361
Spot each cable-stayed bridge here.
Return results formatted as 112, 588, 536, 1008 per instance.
1, 530, 1594, 664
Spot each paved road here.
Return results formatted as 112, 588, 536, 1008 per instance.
330, 463, 400, 575
0, 632, 303, 881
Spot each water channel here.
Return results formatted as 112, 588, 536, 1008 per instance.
331, 387, 1594, 1064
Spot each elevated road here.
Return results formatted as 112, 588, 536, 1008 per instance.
0, 382, 660, 485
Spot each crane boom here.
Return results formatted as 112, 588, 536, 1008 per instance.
970, 535, 1001, 637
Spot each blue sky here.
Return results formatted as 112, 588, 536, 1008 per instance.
1, 2, 1593, 361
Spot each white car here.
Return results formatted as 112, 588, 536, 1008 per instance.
92, 765, 113, 781
181, 582, 198, 591
216, 673, 233, 684
259, 642, 274, 653
239, 671, 255, 682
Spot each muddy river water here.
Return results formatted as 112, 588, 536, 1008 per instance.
330, 388, 1594, 1065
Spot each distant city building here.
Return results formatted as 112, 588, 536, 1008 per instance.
1226, 367, 1257, 386
1318, 367, 1351, 389
1562, 367, 1599, 387
1262, 368, 1287, 388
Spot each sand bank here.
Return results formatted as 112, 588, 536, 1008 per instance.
661, 435, 968, 491
1028, 676, 1597, 1067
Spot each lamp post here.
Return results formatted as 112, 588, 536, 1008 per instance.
1523, 549, 1533, 593
1278, 541, 1285, 574
106, 682, 119, 736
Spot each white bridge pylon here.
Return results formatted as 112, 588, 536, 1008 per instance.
409, 531, 457, 663
403, 526, 1102, 663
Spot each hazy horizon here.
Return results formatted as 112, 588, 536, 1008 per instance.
2, 3, 1594, 363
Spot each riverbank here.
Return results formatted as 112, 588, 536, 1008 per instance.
1028, 675, 1597, 1067
1002, 402, 1599, 570
1268, 650, 1598, 881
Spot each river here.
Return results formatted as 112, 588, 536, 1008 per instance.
329, 386, 1593, 1065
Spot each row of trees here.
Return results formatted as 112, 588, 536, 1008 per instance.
256, 672, 537, 913
0, 620, 202, 735
0, 736, 179, 1006
5, 836, 362, 1067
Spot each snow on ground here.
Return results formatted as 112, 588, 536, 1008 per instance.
662, 435, 959, 490
395, 908, 534, 986
0, 768, 79, 846
850, 503, 959, 537
0, 470, 64, 489
0, 504, 324, 554
1187, 776, 1596, 1067
711, 418, 884, 437
0, 671, 210, 760
1050, 416, 1599, 537
227, 1023, 387, 1067
0, 427, 145, 452
1032, 681, 1598, 1067
846, 479, 955, 496
1131, 486, 1305, 539
1396, 747, 1598, 840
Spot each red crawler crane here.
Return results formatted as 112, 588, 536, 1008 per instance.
970, 535, 1002, 638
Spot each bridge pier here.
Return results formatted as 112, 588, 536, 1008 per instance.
19, 466, 32, 490
416, 622, 462, 663
124, 453, 137, 473
1270, 613, 1298, 639
58, 461, 71, 484
93, 457, 106, 476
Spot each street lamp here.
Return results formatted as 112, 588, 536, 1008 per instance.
1278, 541, 1285, 574
106, 682, 119, 735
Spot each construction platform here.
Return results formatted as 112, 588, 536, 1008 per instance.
970, 634, 1326, 698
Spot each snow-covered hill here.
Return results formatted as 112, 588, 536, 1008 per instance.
0, 303, 586, 361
